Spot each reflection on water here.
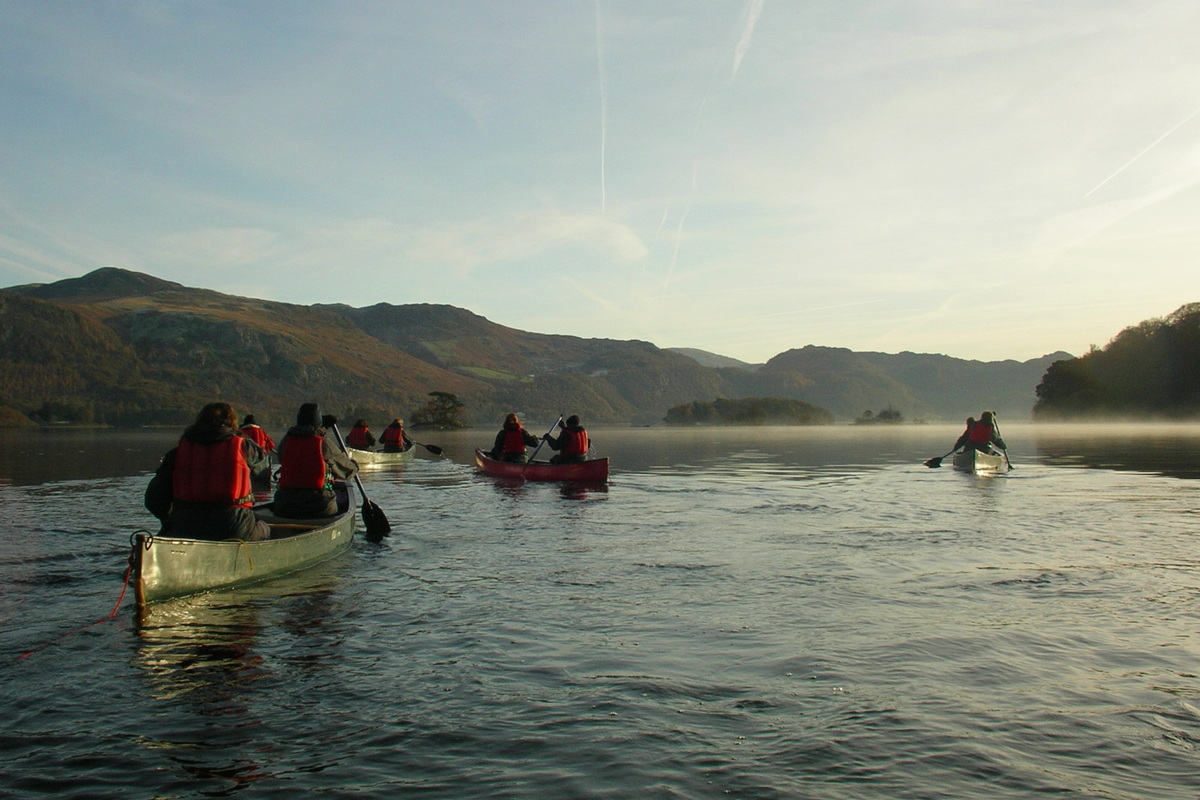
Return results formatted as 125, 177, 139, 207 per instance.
128, 572, 351, 793
134, 597, 267, 705
1032, 422, 1200, 479
0, 428, 178, 486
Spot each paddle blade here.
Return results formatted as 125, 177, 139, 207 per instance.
923, 456, 944, 468
362, 499, 391, 541
422, 443, 443, 455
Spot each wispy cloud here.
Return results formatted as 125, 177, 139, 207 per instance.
731, 0, 765, 80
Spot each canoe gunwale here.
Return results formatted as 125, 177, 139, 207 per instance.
473, 448, 609, 483
348, 446, 415, 466
132, 502, 357, 606
951, 448, 1008, 474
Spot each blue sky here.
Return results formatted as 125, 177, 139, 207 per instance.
3, 1, 1200, 363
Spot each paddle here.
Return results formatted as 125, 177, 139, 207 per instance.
327, 419, 392, 542
411, 440, 443, 455
524, 415, 563, 466
924, 450, 958, 469
992, 415, 1014, 471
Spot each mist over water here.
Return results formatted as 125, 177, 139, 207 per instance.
2, 424, 1199, 798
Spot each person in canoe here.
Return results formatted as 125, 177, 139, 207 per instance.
273, 403, 359, 518
144, 402, 272, 541
965, 410, 1006, 453
489, 412, 541, 462
346, 419, 376, 450
542, 414, 590, 464
379, 417, 413, 452
950, 417, 976, 453
237, 413, 276, 453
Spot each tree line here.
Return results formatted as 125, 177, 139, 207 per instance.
1034, 303, 1200, 418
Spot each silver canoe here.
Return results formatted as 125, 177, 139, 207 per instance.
348, 446, 415, 466
951, 448, 1008, 473
131, 501, 356, 605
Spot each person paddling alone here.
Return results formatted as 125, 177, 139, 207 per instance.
489, 413, 540, 462
543, 414, 590, 464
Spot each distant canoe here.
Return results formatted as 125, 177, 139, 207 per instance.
348, 445, 415, 466
474, 448, 609, 483
131, 498, 356, 605
952, 448, 1007, 474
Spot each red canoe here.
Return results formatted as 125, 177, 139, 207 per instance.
473, 449, 609, 482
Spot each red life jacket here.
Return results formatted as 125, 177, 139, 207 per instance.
347, 426, 372, 448
502, 427, 528, 454
238, 424, 270, 449
380, 425, 405, 447
172, 436, 253, 507
561, 428, 588, 456
278, 433, 329, 489
968, 422, 993, 444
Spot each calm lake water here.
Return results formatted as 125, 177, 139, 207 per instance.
2, 423, 1199, 799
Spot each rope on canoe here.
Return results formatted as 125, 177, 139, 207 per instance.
15, 531, 144, 662
228, 537, 255, 573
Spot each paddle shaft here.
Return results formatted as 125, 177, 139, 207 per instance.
991, 416, 1014, 470
924, 448, 957, 466
524, 415, 563, 466
329, 422, 391, 539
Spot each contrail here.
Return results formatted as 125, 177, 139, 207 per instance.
731, 0, 765, 79
666, 1, 761, 286
1085, 105, 1200, 197
595, 0, 608, 212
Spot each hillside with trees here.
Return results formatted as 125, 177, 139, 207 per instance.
665, 398, 834, 426
1034, 303, 1200, 418
2, 267, 1071, 428
2, 268, 484, 427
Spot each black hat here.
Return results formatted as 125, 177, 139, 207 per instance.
296, 402, 320, 427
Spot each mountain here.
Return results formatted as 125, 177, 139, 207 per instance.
752, 346, 1071, 422
1, 267, 1071, 427
11, 266, 183, 301
320, 302, 738, 424
667, 348, 762, 371
2, 269, 484, 427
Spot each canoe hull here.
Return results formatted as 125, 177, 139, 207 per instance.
474, 448, 609, 482
348, 446, 414, 465
132, 505, 356, 605
952, 448, 1007, 473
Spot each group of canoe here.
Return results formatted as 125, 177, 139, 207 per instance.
131, 409, 609, 607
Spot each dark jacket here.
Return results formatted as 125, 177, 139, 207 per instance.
145, 426, 270, 540
380, 423, 412, 453
271, 425, 359, 518
490, 423, 540, 462
544, 423, 589, 463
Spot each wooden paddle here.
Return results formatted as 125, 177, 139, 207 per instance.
524, 415, 563, 467
924, 450, 958, 468
412, 440, 443, 455
992, 415, 1014, 471
328, 420, 392, 542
